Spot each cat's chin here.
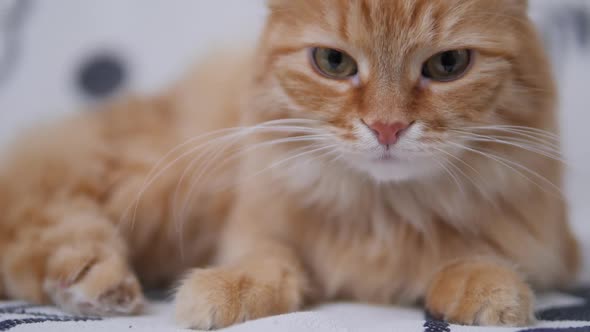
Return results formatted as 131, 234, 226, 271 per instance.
346, 155, 440, 183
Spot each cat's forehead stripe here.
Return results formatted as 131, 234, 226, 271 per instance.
269, 0, 524, 57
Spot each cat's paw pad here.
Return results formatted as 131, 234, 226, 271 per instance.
426, 261, 534, 326
43, 247, 144, 316
175, 268, 298, 330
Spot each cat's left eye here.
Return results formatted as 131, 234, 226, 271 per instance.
422, 50, 472, 82
310, 47, 358, 80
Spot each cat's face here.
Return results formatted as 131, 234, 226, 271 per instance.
254, 0, 548, 182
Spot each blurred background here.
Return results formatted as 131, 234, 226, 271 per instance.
0, 0, 589, 280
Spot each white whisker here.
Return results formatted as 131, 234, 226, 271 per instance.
174, 134, 332, 230
431, 146, 495, 203
434, 158, 465, 196
458, 136, 566, 164
449, 130, 567, 165
232, 144, 340, 189
452, 128, 561, 152
119, 119, 325, 231
447, 142, 563, 197
173, 135, 330, 227
464, 125, 560, 140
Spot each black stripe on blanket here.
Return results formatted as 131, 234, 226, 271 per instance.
423, 319, 451, 332
424, 312, 451, 332
535, 288, 590, 323
423, 288, 590, 332
0, 304, 100, 331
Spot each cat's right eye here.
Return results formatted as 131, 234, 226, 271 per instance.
310, 47, 358, 80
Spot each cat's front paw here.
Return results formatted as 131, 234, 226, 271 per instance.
43, 247, 144, 316
175, 267, 302, 330
425, 260, 534, 326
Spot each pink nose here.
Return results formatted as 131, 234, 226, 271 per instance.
367, 121, 410, 146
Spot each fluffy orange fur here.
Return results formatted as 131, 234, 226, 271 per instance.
0, 0, 580, 329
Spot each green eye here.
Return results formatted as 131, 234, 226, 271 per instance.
311, 47, 358, 79
422, 50, 472, 82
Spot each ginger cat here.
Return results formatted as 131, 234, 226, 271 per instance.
0, 0, 580, 329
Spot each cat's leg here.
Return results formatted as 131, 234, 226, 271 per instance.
174, 230, 308, 329
2, 207, 144, 316
425, 258, 534, 326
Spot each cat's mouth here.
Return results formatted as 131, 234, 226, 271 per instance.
340, 146, 443, 182
373, 153, 401, 163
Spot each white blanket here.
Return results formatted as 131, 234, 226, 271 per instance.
0, 1, 588, 332
2, 290, 590, 332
